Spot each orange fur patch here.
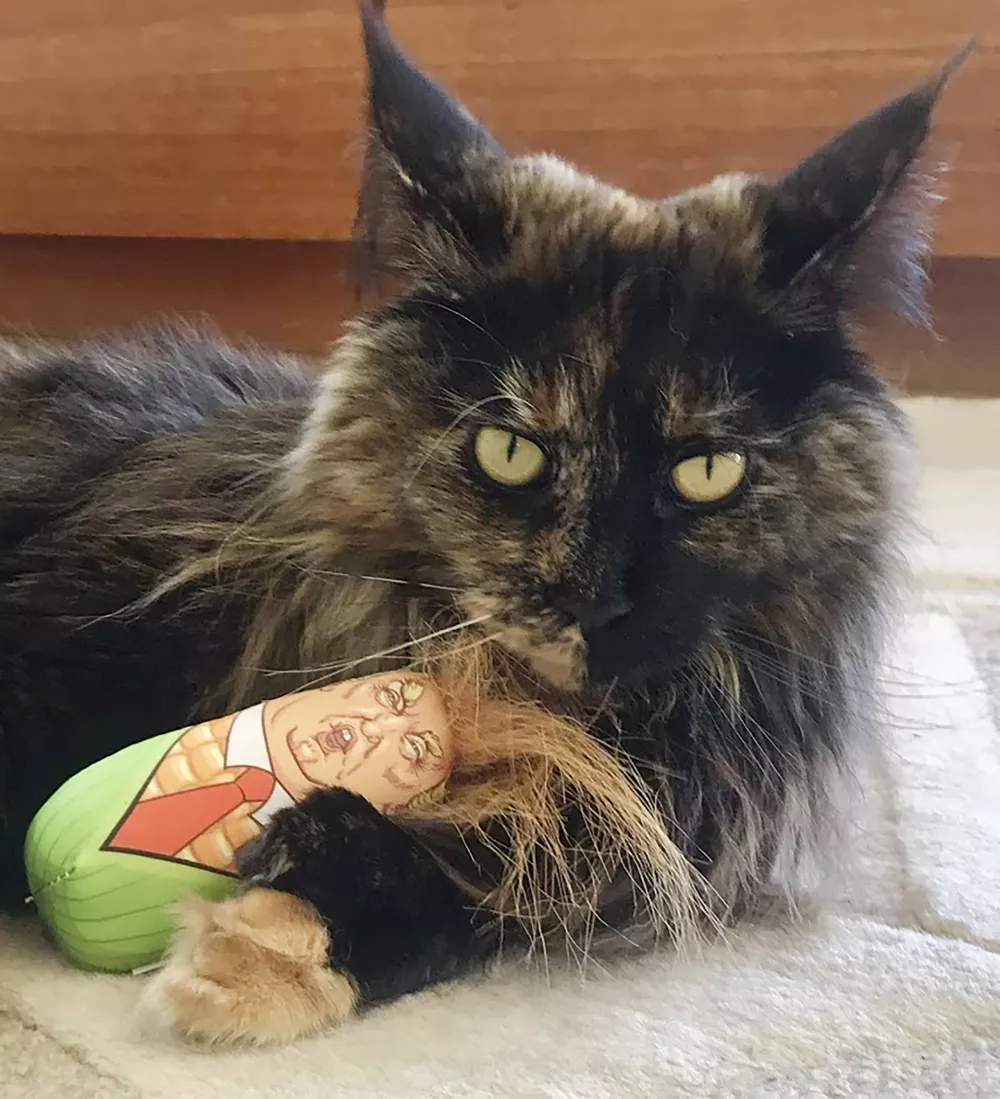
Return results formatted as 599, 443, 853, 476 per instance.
143, 889, 357, 1045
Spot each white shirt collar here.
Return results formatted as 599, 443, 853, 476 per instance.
225, 702, 296, 827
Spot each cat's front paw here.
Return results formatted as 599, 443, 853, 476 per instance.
142, 888, 357, 1045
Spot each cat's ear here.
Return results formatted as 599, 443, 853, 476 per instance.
354, 1, 507, 282
757, 46, 972, 329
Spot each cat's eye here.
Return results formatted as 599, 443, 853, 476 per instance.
473, 427, 547, 488
670, 451, 747, 505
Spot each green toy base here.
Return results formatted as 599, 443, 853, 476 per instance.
25, 731, 237, 973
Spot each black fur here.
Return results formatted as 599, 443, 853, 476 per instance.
237, 789, 495, 1006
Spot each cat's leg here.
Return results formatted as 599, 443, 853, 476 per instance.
141, 888, 357, 1044
145, 789, 491, 1044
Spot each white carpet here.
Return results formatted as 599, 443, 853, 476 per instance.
2, 398, 1000, 1098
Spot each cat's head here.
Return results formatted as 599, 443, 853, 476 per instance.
288, 5, 964, 690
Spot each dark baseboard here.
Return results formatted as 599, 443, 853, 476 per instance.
0, 236, 995, 397
861, 257, 999, 398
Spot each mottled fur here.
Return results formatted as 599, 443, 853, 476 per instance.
0, 4, 967, 1044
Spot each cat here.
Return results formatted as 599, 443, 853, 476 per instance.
0, 1, 966, 1044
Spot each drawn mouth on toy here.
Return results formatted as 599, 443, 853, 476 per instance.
289, 731, 343, 764
289, 726, 384, 765
317, 728, 351, 756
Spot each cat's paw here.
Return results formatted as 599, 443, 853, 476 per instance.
142, 888, 357, 1045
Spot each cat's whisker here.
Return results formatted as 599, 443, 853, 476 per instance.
716, 637, 974, 729
725, 627, 841, 673
746, 478, 768, 560
585, 676, 621, 734
407, 298, 512, 355
680, 662, 788, 784
275, 613, 495, 688
559, 351, 607, 375
288, 562, 461, 594
402, 394, 516, 492
73, 594, 403, 631
726, 626, 978, 695
426, 630, 504, 661
447, 373, 541, 424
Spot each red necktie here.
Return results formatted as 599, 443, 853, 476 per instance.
108, 765, 275, 858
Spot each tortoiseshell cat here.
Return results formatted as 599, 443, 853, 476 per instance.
0, 3, 965, 1043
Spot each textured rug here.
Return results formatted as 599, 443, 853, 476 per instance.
2, 399, 999, 1098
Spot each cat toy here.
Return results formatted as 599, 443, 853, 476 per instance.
24, 673, 454, 972
26, 648, 700, 975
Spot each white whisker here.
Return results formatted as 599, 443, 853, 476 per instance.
402, 394, 514, 492
277, 613, 495, 689
289, 563, 460, 594
407, 298, 511, 354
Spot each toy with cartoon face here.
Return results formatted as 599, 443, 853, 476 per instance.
102, 674, 453, 873
265, 675, 449, 809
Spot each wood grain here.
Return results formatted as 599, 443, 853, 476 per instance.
0, 235, 994, 396
0, 1, 995, 252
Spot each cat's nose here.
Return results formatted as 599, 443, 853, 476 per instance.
553, 591, 633, 633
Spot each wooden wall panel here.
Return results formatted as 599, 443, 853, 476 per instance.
0, 1, 995, 252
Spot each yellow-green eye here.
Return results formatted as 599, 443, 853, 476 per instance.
670, 451, 747, 504
473, 427, 547, 487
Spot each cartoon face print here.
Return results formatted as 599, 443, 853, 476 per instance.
262, 674, 453, 811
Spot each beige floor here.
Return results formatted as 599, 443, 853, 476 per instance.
906, 398, 1000, 580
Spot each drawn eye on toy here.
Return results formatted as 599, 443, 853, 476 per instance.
374, 678, 424, 716
400, 729, 447, 776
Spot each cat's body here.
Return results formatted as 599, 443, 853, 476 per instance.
0, 3, 963, 1044
0, 332, 313, 901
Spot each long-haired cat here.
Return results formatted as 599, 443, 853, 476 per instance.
0, 3, 966, 1043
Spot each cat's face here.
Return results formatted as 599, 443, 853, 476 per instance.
290, 9, 945, 690
324, 175, 906, 689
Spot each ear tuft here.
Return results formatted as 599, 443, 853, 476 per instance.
759, 45, 973, 329
354, 1, 506, 284
359, 1, 501, 187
